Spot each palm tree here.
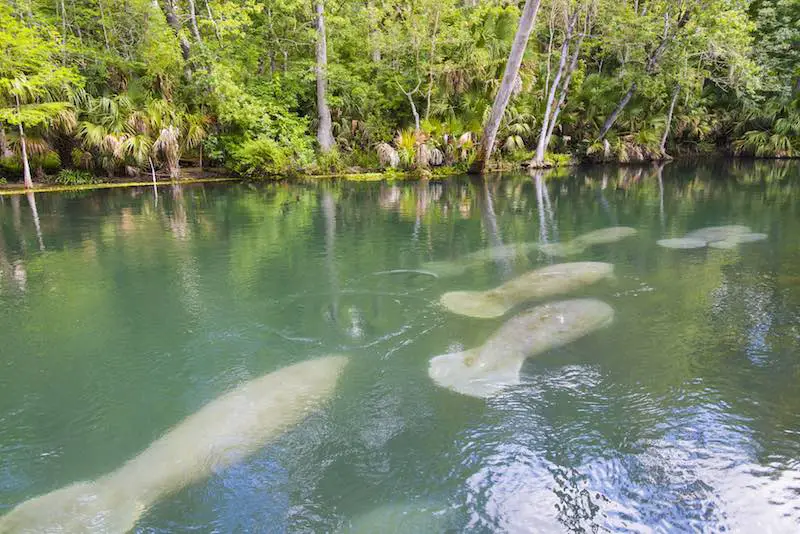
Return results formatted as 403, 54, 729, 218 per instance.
0, 77, 76, 188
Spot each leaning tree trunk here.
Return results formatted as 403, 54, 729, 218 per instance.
597, 82, 637, 140
472, 0, 543, 173
660, 84, 680, 154
597, 10, 689, 141
315, 0, 334, 152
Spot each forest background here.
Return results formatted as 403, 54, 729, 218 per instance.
0, 0, 798, 186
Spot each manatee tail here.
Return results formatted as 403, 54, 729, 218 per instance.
428, 350, 520, 399
0, 479, 144, 534
439, 290, 510, 319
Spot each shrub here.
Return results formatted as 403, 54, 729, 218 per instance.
0, 156, 21, 178
314, 149, 345, 174
231, 137, 294, 177
55, 169, 100, 185
349, 148, 380, 170
545, 152, 573, 167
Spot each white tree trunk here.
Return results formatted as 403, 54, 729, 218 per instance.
660, 84, 680, 153
544, 25, 584, 148
532, 13, 576, 166
598, 82, 637, 140
0, 126, 12, 158
315, 0, 334, 152
187, 0, 203, 44
15, 95, 33, 189
473, 0, 543, 173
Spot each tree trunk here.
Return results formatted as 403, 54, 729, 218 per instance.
205, 0, 222, 44
532, 12, 576, 166
425, 8, 440, 120
0, 126, 12, 158
544, 9, 588, 152
15, 95, 33, 189
544, 26, 584, 149
187, 0, 203, 44
98, 0, 111, 51
398, 81, 422, 132
60, 0, 68, 61
472, 0, 543, 173
315, 0, 334, 152
156, 0, 191, 64
367, 0, 381, 63
596, 9, 689, 141
597, 82, 637, 140
660, 84, 680, 153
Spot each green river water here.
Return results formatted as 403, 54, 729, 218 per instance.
1, 159, 799, 532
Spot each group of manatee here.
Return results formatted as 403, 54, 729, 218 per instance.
0, 223, 767, 533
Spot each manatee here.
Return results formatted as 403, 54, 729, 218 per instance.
538, 226, 638, 257
429, 299, 614, 398
708, 232, 768, 249
657, 237, 708, 249
421, 242, 540, 278
0, 355, 349, 534
685, 225, 751, 243
342, 501, 458, 533
439, 262, 614, 319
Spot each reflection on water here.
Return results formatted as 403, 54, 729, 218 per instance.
1, 159, 800, 532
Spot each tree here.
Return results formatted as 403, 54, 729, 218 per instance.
0, 5, 80, 188
473, 0, 543, 173
315, 0, 334, 152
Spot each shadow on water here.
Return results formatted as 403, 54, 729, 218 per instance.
1, 159, 800, 531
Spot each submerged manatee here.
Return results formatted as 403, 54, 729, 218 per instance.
440, 262, 614, 319
342, 501, 458, 533
707, 232, 768, 249
656, 237, 708, 249
538, 226, 638, 257
421, 242, 540, 278
0, 356, 349, 534
658, 225, 766, 251
429, 299, 614, 398
685, 225, 751, 242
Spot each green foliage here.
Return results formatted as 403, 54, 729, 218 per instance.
55, 169, 100, 185
230, 136, 301, 177
545, 153, 573, 167
0, 156, 21, 177
0, 0, 795, 181
314, 150, 346, 174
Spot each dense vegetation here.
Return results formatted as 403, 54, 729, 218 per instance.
0, 0, 798, 185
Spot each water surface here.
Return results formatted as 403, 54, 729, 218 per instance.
1, 160, 800, 532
